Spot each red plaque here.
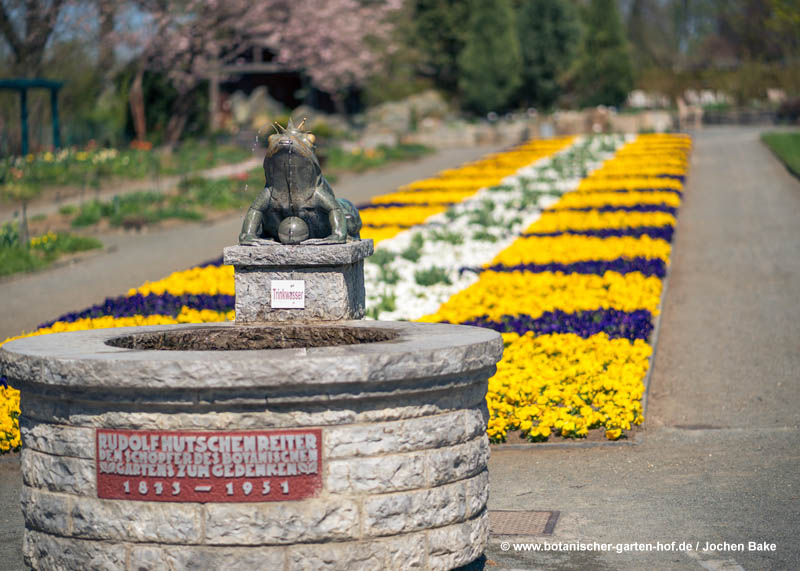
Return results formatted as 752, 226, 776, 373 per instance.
95, 428, 322, 502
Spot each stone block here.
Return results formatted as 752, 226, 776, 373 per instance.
426, 436, 489, 487
20, 418, 95, 459
224, 241, 373, 323
287, 541, 384, 571
21, 449, 95, 495
20, 486, 71, 536
363, 479, 467, 537
130, 545, 285, 571
427, 513, 489, 571
323, 411, 468, 459
70, 497, 202, 543
385, 531, 427, 570
233, 265, 366, 322
326, 452, 426, 494
205, 498, 360, 545
223, 240, 373, 267
464, 404, 490, 441
464, 469, 490, 518
23, 529, 127, 571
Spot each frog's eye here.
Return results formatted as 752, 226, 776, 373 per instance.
305, 134, 316, 145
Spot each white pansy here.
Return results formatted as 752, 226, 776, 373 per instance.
365, 134, 630, 321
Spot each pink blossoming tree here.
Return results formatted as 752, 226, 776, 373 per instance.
125, 0, 401, 145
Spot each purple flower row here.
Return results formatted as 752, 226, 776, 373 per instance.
555, 204, 678, 215
460, 257, 667, 278
37, 293, 235, 329
356, 201, 458, 210
578, 187, 682, 197
522, 225, 674, 242
458, 308, 655, 341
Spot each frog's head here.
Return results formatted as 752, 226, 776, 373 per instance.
263, 118, 320, 177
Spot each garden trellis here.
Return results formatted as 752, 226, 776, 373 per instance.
0, 78, 63, 156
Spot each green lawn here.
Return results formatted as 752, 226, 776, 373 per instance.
0, 223, 103, 277
762, 131, 800, 178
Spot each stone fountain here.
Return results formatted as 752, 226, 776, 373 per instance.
0, 120, 503, 571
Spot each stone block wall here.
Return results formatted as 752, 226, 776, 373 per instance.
3, 320, 503, 571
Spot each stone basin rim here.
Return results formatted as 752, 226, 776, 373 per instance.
0, 320, 504, 390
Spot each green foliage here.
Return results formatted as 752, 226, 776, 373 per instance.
457, 0, 522, 114
71, 192, 201, 228
414, 266, 451, 286
0, 224, 102, 277
0, 222, 20, 248
401, 233, 425, 262
468, 199, 499, 227
363, 3, 434, 105
762, 131, 800, 178
0, 246, 48, 276
516, 0, 581, 110
574, 0, 635, 108
430, 228, 463, 245
472, 229, 499, 242
367, 291, 397, 319
65, 170, 261, 230
367, 249, 400, 284
368, 249, 397, 267
174, 171, 261, 210
411, 0, 471, 93
324, 143, 433, 173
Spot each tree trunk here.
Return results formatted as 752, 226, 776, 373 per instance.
164, 91, 194, 149
97, 0, 116, 79
129, 67, 147, 141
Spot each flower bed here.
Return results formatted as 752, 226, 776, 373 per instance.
0, 134, 690, 452
0, 143, 252, 189
421, 134, 690, 441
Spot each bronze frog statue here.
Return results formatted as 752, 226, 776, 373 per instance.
239, 118, 362, 245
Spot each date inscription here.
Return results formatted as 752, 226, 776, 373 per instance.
95, 428, 322, 502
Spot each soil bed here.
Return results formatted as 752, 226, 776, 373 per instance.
106, 324, 398, 351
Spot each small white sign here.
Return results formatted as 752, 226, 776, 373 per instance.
270, 280, 305, 309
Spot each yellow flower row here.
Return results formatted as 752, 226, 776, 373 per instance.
524, 210, 677, 233
129, 265, 235, 297
370, 189, 479, 205
362, 136, 576, 245
491, 234, 672, 266
575, 176, 683, 193
553, 190, 681, 209
420, 270, 663, 324
2, 308, 234, 346
361, 226, 408, 244
487, 332, 649, 441
359, 205, 448, 229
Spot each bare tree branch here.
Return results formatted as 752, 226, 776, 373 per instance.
0, 1, 23, 59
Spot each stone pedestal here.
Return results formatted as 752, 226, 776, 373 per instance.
2, 321, 503, 571
223, 240, 373, 323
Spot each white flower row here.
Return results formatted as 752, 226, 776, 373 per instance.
364, 134, 632, 321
